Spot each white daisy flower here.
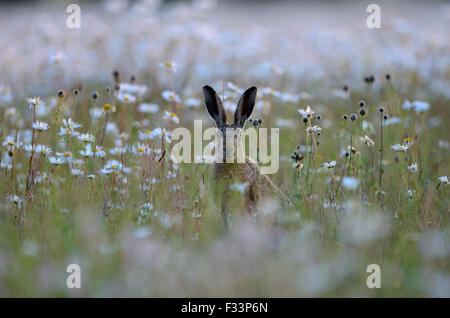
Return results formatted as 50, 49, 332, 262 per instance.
49, 156, 64, 165
56, 151, 73, 163
119, 83, 147, 96
105, 159, 122, 170
58, 126, 80, 137
93, 145, 105, 158
3, 136, 16, 148
26, 97, 40, 109
407, 189, 416, 198
100, 167, 113, 176
78, 133, 95, 143
163, 111, 180, 124
117, 92, 136, 104
391, 143, 409, 152
306, 125, 321, 134
79, 144, 94, 158
298, 105, 315, 118
36, 144, 52, 156
139, 129, 154, 140
62, 118, 81, 129
32, 121, 49, 131
408, 163, 418, 173
158, 61, 177, 73
132, 143, 150, 156
71, 169, 83, 176
438, 176, 449, 186
9, 194, 22, 205
322, 160, 337, 169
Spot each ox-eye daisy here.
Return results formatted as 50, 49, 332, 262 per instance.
306, 125, 321, 134
117, 92, 136, 104
159, 61, 177, 73
438, 176, 449, 186
56, 151, 73, 163
322, 160, 337, 169
49, 156, 64, 165
298, 106, 315, 118
105, 159, 122, 170
3, 136, 16, 148
163, 111, 180, 124
79, 144, 94, 158
391, 143, 409, 152
93, 145, 105, 158
36, 144, 51, 156
132, 143, 149, 156
79, 133, 95, 143
26, 97, 40, 108
62, 118, 81, 129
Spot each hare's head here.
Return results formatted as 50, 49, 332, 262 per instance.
203, 85, 257, 162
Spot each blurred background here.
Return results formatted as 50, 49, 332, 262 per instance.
0, 0, 448, 99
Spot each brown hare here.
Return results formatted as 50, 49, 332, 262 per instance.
202, 85, 293, 226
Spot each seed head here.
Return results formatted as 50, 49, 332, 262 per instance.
350, 114, 357, 121
343, 114, 348, 120
112, 70, 120, 82
359, 109, 366, 116
92, 91, 99, 99
57, 89, 65, 98
379, 107, 384, 113
359, 100, 365, 107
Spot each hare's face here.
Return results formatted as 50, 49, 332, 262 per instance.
203, 85, 257, 163
216, 124, 245, 162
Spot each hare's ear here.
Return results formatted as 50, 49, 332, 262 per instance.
234, 86, 257, 127
203, 85, 227, 127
